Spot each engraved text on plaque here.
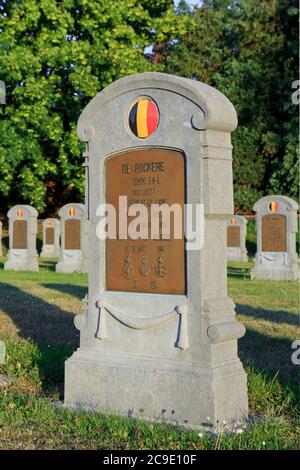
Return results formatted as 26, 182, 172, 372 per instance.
13, 220, 27, 249
65, 220, 81, 250
105, 149, 185, 294
45, 227, 55, 245
227, 226, 240, 248
262, 214, 286, 252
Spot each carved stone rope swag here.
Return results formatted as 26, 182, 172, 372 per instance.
95, 300, 189, 351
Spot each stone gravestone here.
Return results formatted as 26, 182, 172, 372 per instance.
40, 218, 60, 258
56, 203, 88, 273
4, 205, 39, 271
227, 215, 248, 262
64, 72, 248, 427
251, 195, 299, 280
0, 220, 2, 257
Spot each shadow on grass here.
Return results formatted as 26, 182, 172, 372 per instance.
236, 303, 298, 327
239, 327, 299, 402
0, 282, 79, 347
39, 260, 57, 272
237, 303, 298, 399
42, 283, 87, 300
0, 282, 79, 392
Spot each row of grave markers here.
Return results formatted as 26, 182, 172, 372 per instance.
0, 195, 298, 280
0, 73, 299, 429
0, 203, 88, 273
227, 195, 298, 280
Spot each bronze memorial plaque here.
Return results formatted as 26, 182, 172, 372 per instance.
105, 148, 185, 294
65, 219, 81, 249
262, 214, 286, 252
45, 227, 55, 245
227, 226, 240, 247
13, 220, 27, 249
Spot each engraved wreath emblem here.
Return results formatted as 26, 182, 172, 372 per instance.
139, 255, 150, 276
122, 255, 134, 280
155, 255, 167, 278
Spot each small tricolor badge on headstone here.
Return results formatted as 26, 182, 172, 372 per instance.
48, 220, 53, 227
69, 208, 76, 217
129, 98, 159, 138
231, 217, 237, 225
269, 200, 279, 212
17, 210, 23, 218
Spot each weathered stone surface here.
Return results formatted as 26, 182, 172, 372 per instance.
251, 195, 299, 280
4, 205, 39, 271
64, 72, 248, 428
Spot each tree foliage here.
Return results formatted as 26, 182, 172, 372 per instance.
0, 0, 187, 214
0, 0, 298, 214
165, 0, 299, 211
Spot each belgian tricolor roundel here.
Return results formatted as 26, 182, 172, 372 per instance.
69, 208, 76, 217
17, 210, 23, 218
231, 217, 237, 225
269, 200, 279, 212
129, 98, 159, 138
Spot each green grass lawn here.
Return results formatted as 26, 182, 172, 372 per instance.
0, 257, 299, 450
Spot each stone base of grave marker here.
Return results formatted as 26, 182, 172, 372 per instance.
65, 295, 248, 428
251, 257, 299, 281
65, 355, 248, 428
4, 251, 39, 271
56, 250, 87, 273
40, 246, 60, 258
227, 247, 248, 263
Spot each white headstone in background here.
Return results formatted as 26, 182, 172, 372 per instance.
56, 203, 88, 273
4, 205, 39, 271
40, 218, 60, 258
251, 195, 299, 280
227, 215, 248, 262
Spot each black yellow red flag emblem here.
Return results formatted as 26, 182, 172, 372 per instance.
129, 98, 159, 138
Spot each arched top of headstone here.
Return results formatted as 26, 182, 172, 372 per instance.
42, 218, 60, 228
227, 215, 248, 226
58, 203, 85, 219
7, 205, 38, 218
253, 195, 298, 214
77, 72, 238, 142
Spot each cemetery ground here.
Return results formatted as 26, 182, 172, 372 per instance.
0, 222, 299, 450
